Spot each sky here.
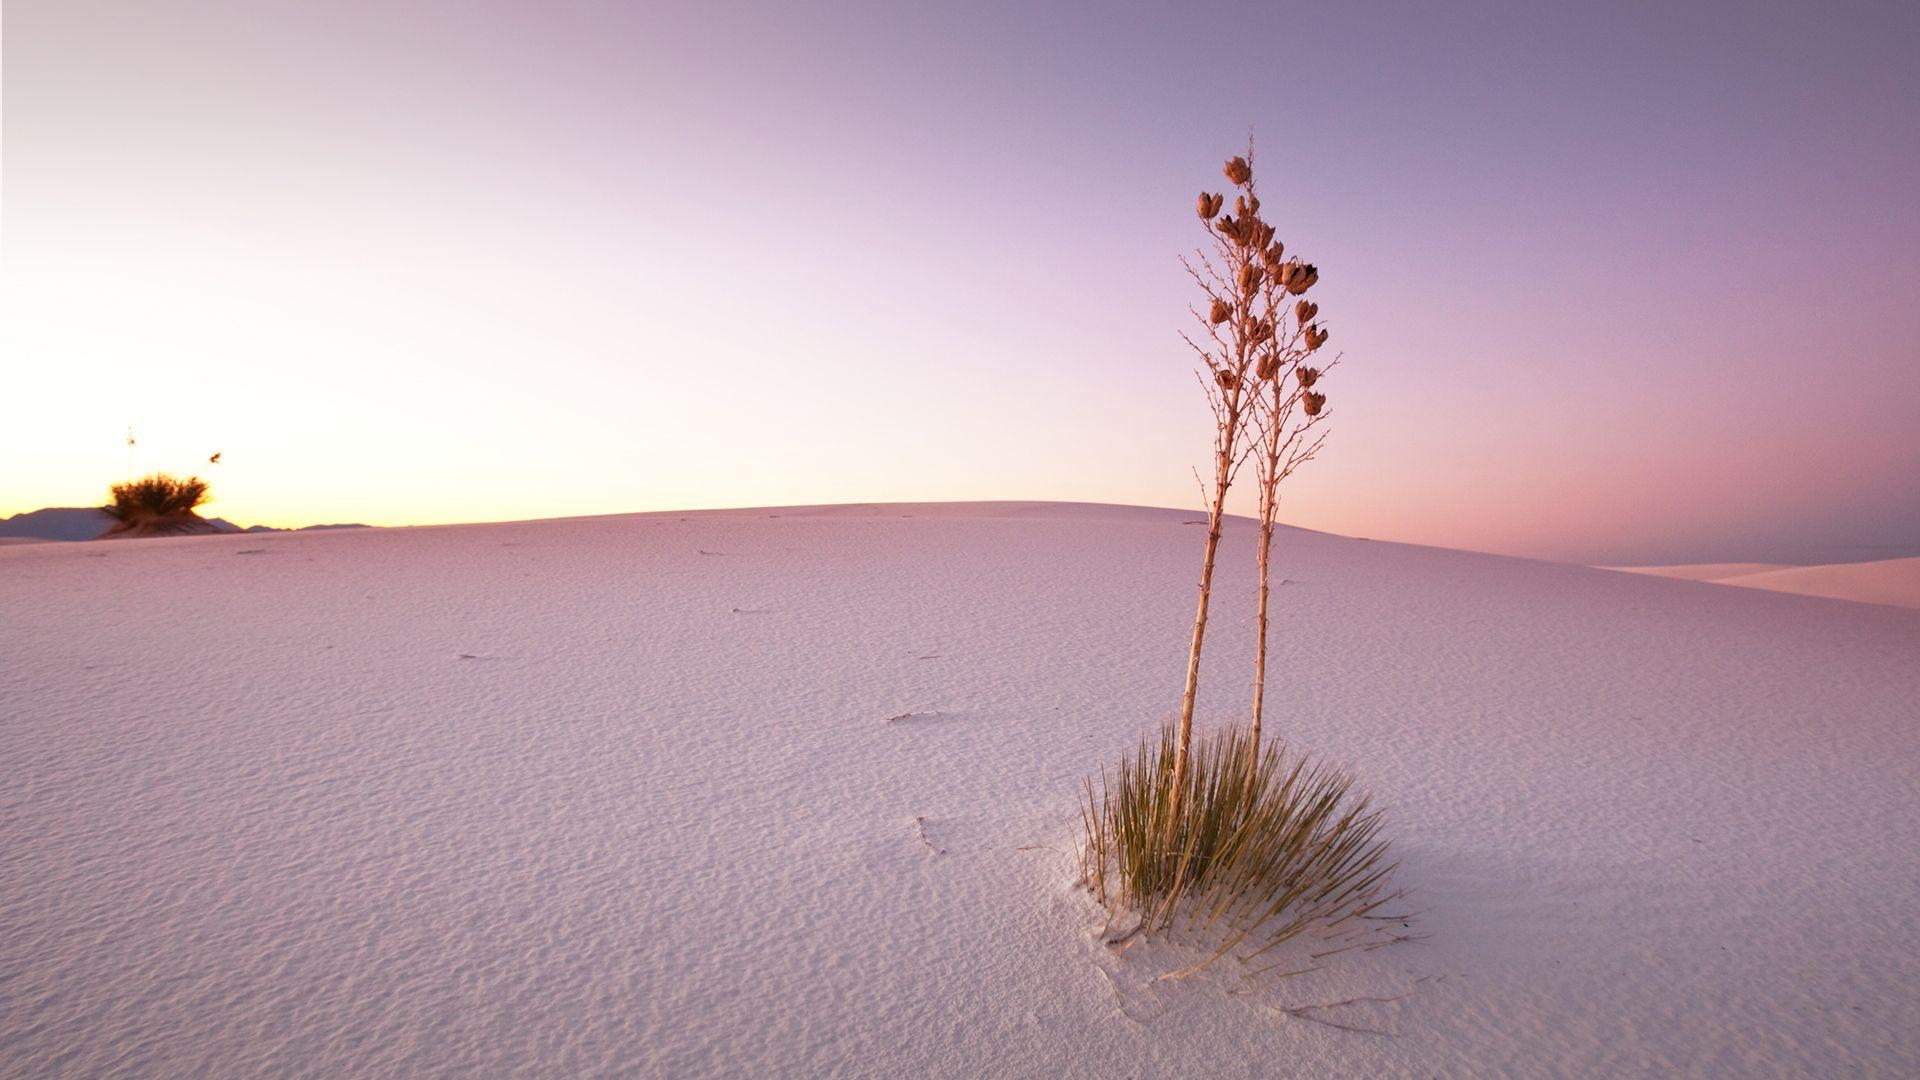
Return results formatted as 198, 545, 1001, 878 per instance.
4, 0, 1917, 565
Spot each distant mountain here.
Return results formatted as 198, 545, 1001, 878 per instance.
0, 507, 367, 542
0, 508, 120, 541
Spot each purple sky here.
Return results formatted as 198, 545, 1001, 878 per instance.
6, 1, 1917, 564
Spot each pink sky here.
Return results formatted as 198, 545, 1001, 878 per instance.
4, 1, 1916, 565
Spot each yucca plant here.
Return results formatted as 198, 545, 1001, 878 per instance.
1082, 721, 1396, 972
98, 473, 215, 539
1079, 144, 1393, 973
105, 473, 209, 521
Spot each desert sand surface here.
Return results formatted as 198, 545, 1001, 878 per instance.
1611, 556, 1920, 610
1604, 562, 1793, 581
4, 502, 1918, 1076
1712, 557, 1920, 610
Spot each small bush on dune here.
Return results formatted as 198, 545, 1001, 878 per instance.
98, 473, 218, 539
1082, 722, 1396, 971
105, 474, 209, 522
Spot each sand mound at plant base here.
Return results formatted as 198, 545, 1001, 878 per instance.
3, 502, 1917, 1075
95, 512, 227, 539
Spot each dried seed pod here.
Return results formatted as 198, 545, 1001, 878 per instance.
1302, 390, 1326, 416
1209, 298, 1232, 324
1247, 220, 1275, 248
1305, 324, 1330, 351
1237, 263, 1265, 293
1234, 194, 1261, 217
1216, 370, 1241, 392
1216, 215, 1242, 243
1224, 156, 1252, 185
1252, 319, 1275, 343
1285, 264, 1319, 295
1197, 192, 1223, 220
1296, 366, 1320, 389
1265, 242, 1286, 267
1256, 353, 1279, 381
1295, 300, 1318, 323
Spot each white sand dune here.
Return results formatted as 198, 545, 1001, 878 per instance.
1604, 562, 1793, 582
1612, 556, 1920, 610
4, 502, 1917, 1076
1713, 557, 1920, 610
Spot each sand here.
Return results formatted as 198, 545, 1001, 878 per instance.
4, 502, 1917, 1076
1711, 557, 1920, 610
1602, 562, 1794, 582
1610, 556, 1920, 610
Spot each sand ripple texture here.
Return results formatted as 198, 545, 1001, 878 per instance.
3, 502, 1918, 1077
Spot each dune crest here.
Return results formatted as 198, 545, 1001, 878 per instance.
1714, 557, 1920, 610
1610, 556, 1920, 610
1603, 562, 1793, 582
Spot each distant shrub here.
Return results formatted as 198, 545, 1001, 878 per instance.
1082, 721, 1396, 972
105, 473, 209, 522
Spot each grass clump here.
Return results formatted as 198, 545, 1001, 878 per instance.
1082, 721, 1397, 970
105, 473, 209, 522
98, 472, 217, 539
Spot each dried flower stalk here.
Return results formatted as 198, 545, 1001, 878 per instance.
1169, 145, 1272, 830
1244, 240, 1340, 755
